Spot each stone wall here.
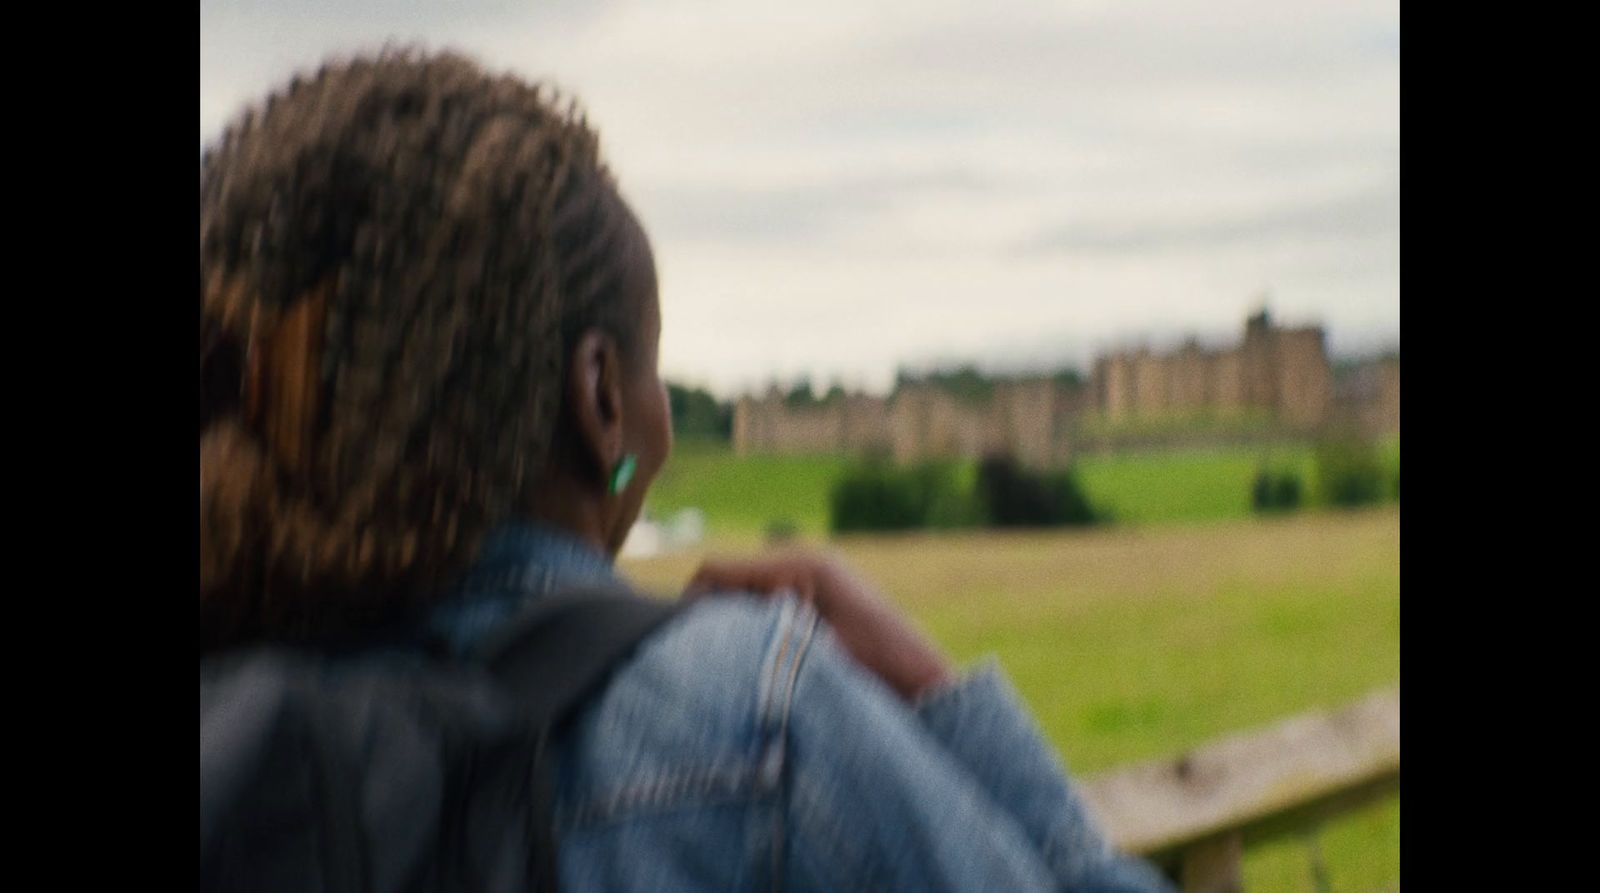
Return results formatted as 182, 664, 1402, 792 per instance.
1329, 356, 1400, 440
732, 312, 1393, 462
1092, 312, 1334, 430
735, 378, 1080, 468
733, 388, 891, 455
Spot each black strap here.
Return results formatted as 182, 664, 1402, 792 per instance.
473, 588, 684, 727
310, 686, 371, 893
470, 587, 683, 893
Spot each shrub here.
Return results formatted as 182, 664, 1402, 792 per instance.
829, 461, 960, 533
1275, 474, 1303, 509
1315, 437, 1388, 507
830, 455, 1102, 533
1252, 468, 1303, 513
922, 464, 989, 529
976, 455, 1099, 527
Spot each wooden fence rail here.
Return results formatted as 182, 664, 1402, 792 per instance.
1082, 687, 1400, 893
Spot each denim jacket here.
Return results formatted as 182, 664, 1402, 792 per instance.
420, 524, 1173, 892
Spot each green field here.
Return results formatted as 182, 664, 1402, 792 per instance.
1075, 444, 1318, 525
645, 441, 856, 540
622, 507, 1401, 892
646, 439, 1400, 537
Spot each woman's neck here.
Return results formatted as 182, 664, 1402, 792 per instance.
523, 474, 620, 559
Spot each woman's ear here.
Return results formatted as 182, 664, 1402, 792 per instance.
566, 328, 627, 487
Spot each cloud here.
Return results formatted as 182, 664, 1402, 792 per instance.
200, 0, 1399, 396
638, 168, 1004, 244
1013, 183, 1398, 256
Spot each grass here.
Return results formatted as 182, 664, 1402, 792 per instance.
1075, 407, 1280, 442
1075, 444, 1318, 525
621, 507, 1401, 892
646, 439, 1400, 537
646, 440, 853, 540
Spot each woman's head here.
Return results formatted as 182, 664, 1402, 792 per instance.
200, 50, 670, 650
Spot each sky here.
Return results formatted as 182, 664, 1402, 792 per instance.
201, 0, 1399, 398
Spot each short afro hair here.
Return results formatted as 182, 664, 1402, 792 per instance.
199, 49, 651, 651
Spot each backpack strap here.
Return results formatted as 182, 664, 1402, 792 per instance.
200, 654, 372, 893
472, 587, 683, 725
469, 586, 683, 892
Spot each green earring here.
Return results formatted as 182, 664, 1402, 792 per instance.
608, 453, 638, 495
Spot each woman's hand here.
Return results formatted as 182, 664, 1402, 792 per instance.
685, 552, 954, 702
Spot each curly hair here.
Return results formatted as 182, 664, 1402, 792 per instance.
199, 50, 649, 651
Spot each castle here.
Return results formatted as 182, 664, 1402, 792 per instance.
733, 311, 1398, 466
734, 377, 1088, 468
1094, 311, 1331, 429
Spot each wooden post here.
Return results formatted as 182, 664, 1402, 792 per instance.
1081, 687, 1399, 862
1179, 832, 1242, 893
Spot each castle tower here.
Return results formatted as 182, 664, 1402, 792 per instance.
1240, 309, 1279, 412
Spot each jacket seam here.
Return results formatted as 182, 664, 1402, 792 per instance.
559, 763, 768, 830
776, 608, 819, 746
771, 603, 820, 893
761, 600, 797, 733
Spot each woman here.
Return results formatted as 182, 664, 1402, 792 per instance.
200, 50, 1171, 892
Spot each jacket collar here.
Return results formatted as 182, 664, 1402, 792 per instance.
424, 522, 620, 657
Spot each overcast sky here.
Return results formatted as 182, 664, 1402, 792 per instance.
201, 0, 1399, 398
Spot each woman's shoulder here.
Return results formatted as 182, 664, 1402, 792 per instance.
553, 592, 820, 831
563, 593, 818, 760
594, 592, 819, 728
